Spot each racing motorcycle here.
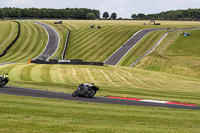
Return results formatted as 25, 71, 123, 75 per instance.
0, 75, 9, 87
72, 84, 99, 98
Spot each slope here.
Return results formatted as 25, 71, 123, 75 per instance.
0, 21, 48, 63
136, 29, 200, 78
0, 21, 18, 54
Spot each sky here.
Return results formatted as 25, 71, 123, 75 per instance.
1, 0, 200, 18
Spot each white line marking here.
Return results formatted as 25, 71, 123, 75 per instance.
31, 22, 50, 60
139, 100, 169, 104
31, 22, 60, 60
130, 32, 168, 67
48, 23, 60, 59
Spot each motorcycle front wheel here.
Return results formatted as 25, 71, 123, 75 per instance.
72, 91, 79, 97
85, 90, 96, 98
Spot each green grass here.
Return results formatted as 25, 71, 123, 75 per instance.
39, 20, 160, 62
0, 94, 199, 133
40, 20, 141, 62
0, 21, 18, 54
38, 20, 200, 63
136, 29, 200, 78
0, 63, 200, 105
0, 21, 48, 63
1, 20, 200, 132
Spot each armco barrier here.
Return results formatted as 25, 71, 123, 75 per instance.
0, 21, 20, 57
62, 28, 70, 60
31, 59, 104, 66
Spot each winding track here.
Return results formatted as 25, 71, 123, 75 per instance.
104, 28, 168, 65
32, 21, 60, 60
1, 26, 200, 109
0, 86, 199, 110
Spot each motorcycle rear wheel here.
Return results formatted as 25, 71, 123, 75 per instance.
0, 81, 5, 87
85, 90, 96, 98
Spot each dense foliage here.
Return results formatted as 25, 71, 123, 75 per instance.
0, 7, 100, 19
132, 8, 200, 20
103, 12, 109, 19
110, 13, 117, 20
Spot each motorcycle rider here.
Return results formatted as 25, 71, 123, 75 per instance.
0, 74, 9, 87
79, 83, 94, 91
0, 74, 8, 80
72, 83, 98, 98
3, 74, 9, 78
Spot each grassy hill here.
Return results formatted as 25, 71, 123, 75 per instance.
39, 20, 141, 61
0, 21, 47, 63
40, 20, 200, 63
0, 21, 18, 54
136, 29, 200, 78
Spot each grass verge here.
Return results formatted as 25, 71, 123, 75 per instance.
0, 94, 199, 133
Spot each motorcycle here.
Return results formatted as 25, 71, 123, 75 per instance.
0, 75, 9, 87
72, 84, 99, 98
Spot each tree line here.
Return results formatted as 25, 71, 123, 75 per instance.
103, 12, 117, 20
0, 7, 100, 19
131, 8, 200, 20
2, 7, 198, 20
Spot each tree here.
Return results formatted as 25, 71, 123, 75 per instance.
131, 14, 137, 19
0, 9, 3, 18
103, 12, 109, 19
137, 13, 145, 20
86, 12, 97, 20
110, 13, 117, 20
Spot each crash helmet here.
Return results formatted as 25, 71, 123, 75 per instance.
90, 83, 94, 86
3, 74, 8, 78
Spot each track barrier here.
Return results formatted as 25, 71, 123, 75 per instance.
62, 28, 70, 60
31, 59, 104, 66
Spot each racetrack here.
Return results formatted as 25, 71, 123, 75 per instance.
0, 86, 199, 110
32, 21, 60, 60
104, 28, 167, 65
1, 25, 200, 110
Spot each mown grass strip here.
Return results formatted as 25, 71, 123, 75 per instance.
136, 29, 200, 78
0, 21, 18, 54
0, 21, 20, 58
0, 94, 199, 133
0, 21, 47, 63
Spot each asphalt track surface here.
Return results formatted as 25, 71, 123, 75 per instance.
104, 28, 168, 65
0, 86, 199, 110
32, 21, 60, 60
